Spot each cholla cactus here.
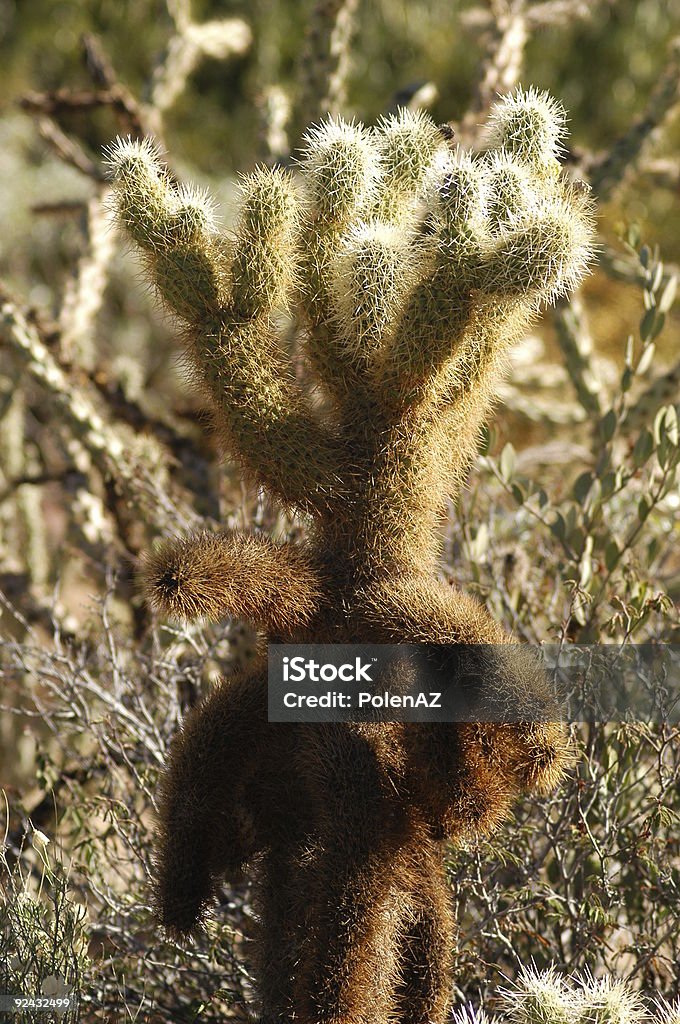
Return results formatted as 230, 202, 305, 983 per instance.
497, 967, 652, 1024
656, 999, 680, 1024
501, 965, 577, 1024
107, 88, 593, 1024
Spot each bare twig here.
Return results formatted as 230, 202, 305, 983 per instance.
0, 294, 201, 534
20, 81, 147, 141
34, 116, 102, 180
553, 294, 604, 420
589, 37, 680, 199
296, 0, 359, 138
59, 193, 118, 367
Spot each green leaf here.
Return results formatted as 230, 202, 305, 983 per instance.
550, 511, 566, 541
569, 525, 586, 553
615, 465, 629, 491
639, 306, 658, 343
625, 223, 640, 249
651, 260, 664, 294
663, 405, 679, 444
651, 312, 666, 340
499, 442, 516, 482
584, 477, 602, 513
579, 536, 594, 588
572, 596, 588, 626
599, 409, 617, 443
660, 465, 679, 493
633, 429, 654, 468
656, 408, 679, 467
637, 342, 656, 376
573, 471, 594, 503
654, 405, 670, 444
600, 471, 617, 499
624, 334, 635, 368
658, 274, 678, 313
605, 540, 620, 572
565, 502, 580, 533
638, 495, 651, 521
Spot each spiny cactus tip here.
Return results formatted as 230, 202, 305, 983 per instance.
485, 86, 568, 169
374, 106, 447, 187
236, 165, 299, 229
103, 135, 165, 180
299, 115, 380, 222
500, 965, 575, 1024
575, 974, 646, 1024
174, 182, 218, 235
437, 149, 489, 229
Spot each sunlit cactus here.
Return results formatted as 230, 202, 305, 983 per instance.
108, 87, 594, 1024
500, 966, 579, 1024
483, 86, 568, 172
657, 999, 680, 1024
492, 967, 653, 1024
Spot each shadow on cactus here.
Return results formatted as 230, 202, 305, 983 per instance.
107, 87, 594, 1024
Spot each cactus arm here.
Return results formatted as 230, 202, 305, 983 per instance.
154, 667, 269, 935
140, 530, 326, 634
196, 314, 347, 511
355, 573, 567, 731
354, 574, 508, 644
298, 114, 447, 411
371, 94, 594, 414
355, 575, 570, 832
107, 139, 345, 512
106, 138, 227, 321
296, 117, 381, 410
477, 194, 594, 301
371, 108, 449, 224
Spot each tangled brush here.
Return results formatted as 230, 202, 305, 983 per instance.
107, 87, 594, 1024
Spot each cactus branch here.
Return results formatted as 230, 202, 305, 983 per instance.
297, 0, 359, 131
141, 530, 326, 632
589, 37, 680, 200
107, 139, 347, 512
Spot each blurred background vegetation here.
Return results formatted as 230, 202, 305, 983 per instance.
0, 0, 679, 1020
